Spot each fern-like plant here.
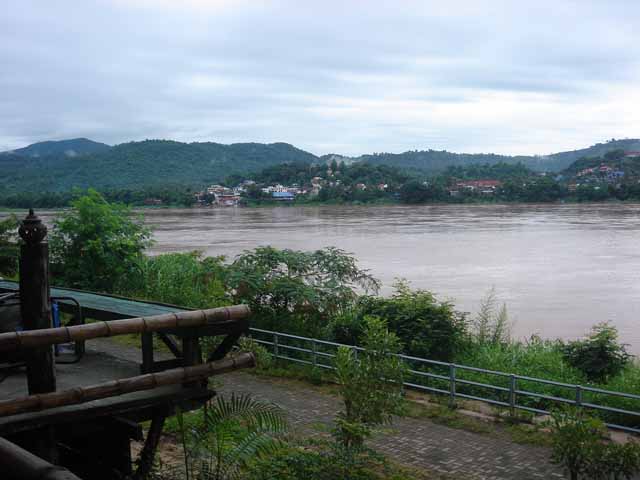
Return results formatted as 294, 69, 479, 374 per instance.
179, 393, 287, 480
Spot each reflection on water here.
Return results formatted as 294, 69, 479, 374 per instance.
5, 204, 640, 352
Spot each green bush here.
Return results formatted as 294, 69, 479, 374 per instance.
549, 407, 640, 480
245, 441, 412, 480
334, 317, 407, 449
327, 309, 365, 345
50, 189, 151, 291
562, 323, 630, 382
358, 281, 468, 361
124, 251, 228, 308
226, 246, 379, 337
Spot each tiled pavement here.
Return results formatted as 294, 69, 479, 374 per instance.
217, 371, 566, 480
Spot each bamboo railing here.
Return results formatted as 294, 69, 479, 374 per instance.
0, 352, 255, 417
0, 436, 82, 480
0, 305, 250, 352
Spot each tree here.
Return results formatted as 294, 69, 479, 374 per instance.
399, 180, 441, 203
334, 317, 407, 449
0, 215, 18, 277
49, 189, 152, 291
226, 246, 379, 336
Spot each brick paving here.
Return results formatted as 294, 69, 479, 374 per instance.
217, 371, 566, 480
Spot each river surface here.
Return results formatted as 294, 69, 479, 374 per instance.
4, 204, 640, 351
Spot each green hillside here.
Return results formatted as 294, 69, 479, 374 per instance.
0, 140, 317, 194
343, 139, 640, 173
1, 137, 638, 197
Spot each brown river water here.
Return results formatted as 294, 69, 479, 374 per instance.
4, 204, 640, 352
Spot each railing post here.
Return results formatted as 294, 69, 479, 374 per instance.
18, 209, 57, 463
273, 333, 279, 359
311, 339, 317, 367
449, 364, 456, 409
509, 375, 517, 416
575, 385, 583, 408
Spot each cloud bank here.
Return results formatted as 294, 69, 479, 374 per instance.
1, 0, 639, 155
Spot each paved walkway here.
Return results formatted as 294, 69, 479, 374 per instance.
217, 371, 565, 480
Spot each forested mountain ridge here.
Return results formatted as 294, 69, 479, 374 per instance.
0, 140, 317, 194
1, 137, 111, 158
329, 139, 640, 174
1, 137, 637, 195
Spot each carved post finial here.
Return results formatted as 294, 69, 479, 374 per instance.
18, 209, 47, 245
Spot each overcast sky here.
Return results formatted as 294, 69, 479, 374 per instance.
1, 0, 639, 156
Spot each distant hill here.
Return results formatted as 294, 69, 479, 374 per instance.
327, 139, 640, 174
538, 139, 640, 172
1, 137, 638, 196
1, 138, 111, 158
0, 139, 317, 194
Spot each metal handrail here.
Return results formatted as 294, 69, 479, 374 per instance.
249, 327, 640, 434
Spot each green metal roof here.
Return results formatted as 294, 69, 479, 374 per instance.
0, 280, 186, 318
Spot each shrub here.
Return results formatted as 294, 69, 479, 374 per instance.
125, 251, 228, 308
562, 323, 630, 382
226, 246, 379, 337
50, 189, 151, 291
245, 442, 388, 480
358, 281, 468, 361
238, 336, 273, 372
549, 407, 640, 480
327, 309, 365, 345
334, 316, 407, 449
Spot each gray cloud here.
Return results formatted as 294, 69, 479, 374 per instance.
1, 0, 639, 155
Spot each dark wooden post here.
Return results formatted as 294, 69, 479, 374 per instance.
18, 209, 57, 462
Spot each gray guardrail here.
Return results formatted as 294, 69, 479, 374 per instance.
249, 327, 640, 434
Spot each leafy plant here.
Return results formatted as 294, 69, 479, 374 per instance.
226, 246, 379, 337
549, 407, 640, 480
125, 251, 228, 308
0, 214, 18, 277
49, 189, 152, 291
334, 316, 407, 449
237, 336, 273, 372
549, 407, 608, 480
561, 323, 630, 382
358, 280, 468, 361
178, 393, 287, 480
472, 287, 511, 346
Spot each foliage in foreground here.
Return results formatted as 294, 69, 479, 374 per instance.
334, 317, 407, 449
125, 252, 229, 309
244, 440, 426, 480
226, 246, 380, 337
357, 281, 468, 362
549, 407, 640, 480
49, 189, 152, 291
176, 394, 287, 480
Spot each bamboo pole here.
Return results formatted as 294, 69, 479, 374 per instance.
0, 352, 255, 418
0, 436, 82, 480
0, 305, 250, 353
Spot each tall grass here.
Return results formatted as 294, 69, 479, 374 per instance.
120, 251, 230, 309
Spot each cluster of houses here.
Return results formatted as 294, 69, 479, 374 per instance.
448, 179, 502, 197
195, 179, 316, 206
570, 164, 626, 192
